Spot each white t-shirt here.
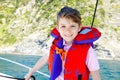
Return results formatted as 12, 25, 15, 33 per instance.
55, 41, 100, 80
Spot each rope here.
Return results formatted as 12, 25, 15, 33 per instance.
0, 75, 35, 80
91, 0, 99, 28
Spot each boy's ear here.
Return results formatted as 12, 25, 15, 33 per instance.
56, 26, 59, 31
79, 24, 82, 31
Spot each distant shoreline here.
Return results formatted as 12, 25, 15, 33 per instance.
0, 52, 120, 61
98, 57, 120, 61
0, 51, 44, 56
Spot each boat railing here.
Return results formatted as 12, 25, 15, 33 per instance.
0, 56, 50, 78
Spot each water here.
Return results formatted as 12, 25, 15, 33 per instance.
0, 54, 120, 80
99, 60, 120, 80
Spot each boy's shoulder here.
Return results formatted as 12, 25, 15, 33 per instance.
74, 26, 101, 45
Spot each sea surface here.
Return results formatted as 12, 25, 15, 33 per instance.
0, 54, 120, 80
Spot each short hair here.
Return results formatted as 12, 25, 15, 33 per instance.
57, 6, 81, 25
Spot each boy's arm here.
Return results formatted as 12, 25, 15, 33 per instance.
86, 47, 101, 80
91, 70, 101, 80
25, 54, 48, 80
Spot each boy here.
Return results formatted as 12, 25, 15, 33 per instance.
25, 6, 101, 80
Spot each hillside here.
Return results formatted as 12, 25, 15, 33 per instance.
0, 0, 120, 60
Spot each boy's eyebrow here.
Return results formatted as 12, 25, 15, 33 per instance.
60, 23, 77, 26
59, 23, 65, 25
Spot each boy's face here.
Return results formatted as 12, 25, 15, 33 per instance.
57, 17, 81, 45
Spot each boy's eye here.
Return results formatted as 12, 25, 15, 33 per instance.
61, 26, 65, 28
71, 26, 75, 27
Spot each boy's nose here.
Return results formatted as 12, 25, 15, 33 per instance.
66, 27, 71, 31
65, 28, 72, 34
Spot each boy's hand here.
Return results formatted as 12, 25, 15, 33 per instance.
25, 73, 32, 80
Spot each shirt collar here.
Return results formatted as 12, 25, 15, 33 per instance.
63, 40, 72, 47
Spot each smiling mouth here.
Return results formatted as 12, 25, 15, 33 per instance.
64, 34, 73, 37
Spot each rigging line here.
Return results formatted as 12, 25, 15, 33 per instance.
91, 0, 99, 28
0, 57, 50, 78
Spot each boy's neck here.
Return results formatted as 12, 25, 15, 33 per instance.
64, 40, 73, 46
